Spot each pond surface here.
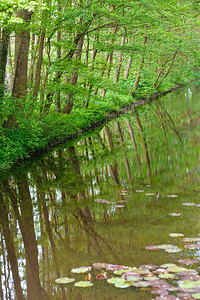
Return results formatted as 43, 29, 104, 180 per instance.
1, 85, 200, 300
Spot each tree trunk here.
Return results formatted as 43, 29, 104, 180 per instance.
0, 27, 10, 113
124, 38, 135, 79
156, 48, 179, 89
133, 35, 147, 89
55, 0, 62, 112
115, 34, 126, 83
3, 10, 32, 127
33, 30, 45, 98
12, 10, 32, 100
63, 35, 84, 114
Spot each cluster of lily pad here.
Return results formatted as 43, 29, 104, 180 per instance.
94, 198, 126, 208
55, 191, 200, 298
55, 258, 200, 299
55, 266, 93, 287
146, 234, 200, 252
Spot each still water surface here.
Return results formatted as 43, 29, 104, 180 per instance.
1, 85, 200, 299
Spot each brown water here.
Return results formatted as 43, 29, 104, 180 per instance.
1, 85, 200, 299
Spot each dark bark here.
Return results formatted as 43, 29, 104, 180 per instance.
3, 10, 32, 128
0, 27, 10, 116
12, 10, 32, 100
33, 31, 45, 98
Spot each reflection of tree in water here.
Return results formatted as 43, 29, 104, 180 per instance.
1, 176, 49, 299
0, 105, 181, 299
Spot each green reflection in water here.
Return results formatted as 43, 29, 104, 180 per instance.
1, 85, 200, 299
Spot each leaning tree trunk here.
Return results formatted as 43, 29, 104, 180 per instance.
133, 35, 147, 90
62, 35, 85, 114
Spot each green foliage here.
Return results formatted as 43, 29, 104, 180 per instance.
1, 0, 200, 171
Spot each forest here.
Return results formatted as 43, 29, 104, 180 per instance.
0, 0, 200, 169
1, 1, 200, 299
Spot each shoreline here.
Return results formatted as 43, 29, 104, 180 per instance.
0, 82, 192, 175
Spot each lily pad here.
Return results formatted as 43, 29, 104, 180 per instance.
178, 270, 198, 276
122, 272, 141, 281
178, 259, 198, 265
92, 263, 110, 269
178, 279, 200, 289
169, 233, 184, 237
181, 275, 200, 281
169, 213, 181, 216
145, 193, 155, 196
145, 245, 160, 250
144, 275, 158, 281
106, 264, 128, 271
165, 247, 182, 253
114, 269, 131, 275
95, 199, 106, 203
132, 281, 151, 287
140, 264, 157, 270
55, 277, 75, 284
167, 266, 187, 273
95, 199, 113, 204
71, 266, 92, 273
74, 281, 93, 287
148, 279, 169, 287
130, 268, 150, 274
154, 268, 168, 274
155, 296, 179, 299
160, 263, 178, 269
159, 273, 177, 279
107, 277, 125, 284
115, 281, 131, 288
185, 244, 200, 249
157, 244, 177, 250
151, 289, 169, 296
177, 293, 196, 299
181, 237, 200, 243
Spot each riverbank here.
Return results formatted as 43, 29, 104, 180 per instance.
0, 82, 196, 174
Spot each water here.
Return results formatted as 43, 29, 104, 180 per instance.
1, 85, 200, 299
